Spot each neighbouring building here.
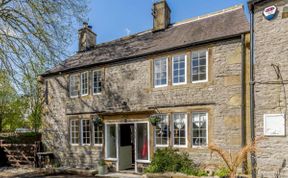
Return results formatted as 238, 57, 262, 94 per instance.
40, 1, 251, 173
248, 0, 288, 177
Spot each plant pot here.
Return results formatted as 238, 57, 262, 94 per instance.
97, 165, 107, 175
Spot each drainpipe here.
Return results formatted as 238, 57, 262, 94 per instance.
241, 34, 247, 174
249, 7, 257, 178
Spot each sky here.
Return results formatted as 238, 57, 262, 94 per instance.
69, 0, 250, 54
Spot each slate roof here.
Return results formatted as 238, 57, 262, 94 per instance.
42, 5, 249, 76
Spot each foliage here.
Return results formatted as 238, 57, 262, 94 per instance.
149, 115, 161, 126
98, 159, 106, 166
208, 137, 263, 178
0, 132, 41, 144
145, 147, 207, 176
215, 167, 230, 177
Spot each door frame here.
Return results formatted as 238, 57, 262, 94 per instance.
104, 121, 150, 173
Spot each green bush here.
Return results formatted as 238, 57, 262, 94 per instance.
145, 147, 207, 176
215, 167, 230, 177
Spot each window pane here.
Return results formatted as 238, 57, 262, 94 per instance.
94, 125, 103, 145
191, 51, 207, 82
70, 75, 78, 97
155, 115, 169, 146
71, 120, 79, 144
192, 112, 208, 146
154, 58, 167, 87
173, 55, 186, 84
93, 70, 102, 94
106, 125, 117, 158
173, 113, 187, 146
136, 123, 148, 160
81, 72, 88, 95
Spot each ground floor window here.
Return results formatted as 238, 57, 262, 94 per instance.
81, 120, 91, 145
155, 115, 169, 146
172, 113, 187, 147
94, 125, 103, 145
70, 120, 80, 144
136, 123, 149, 161
192, 112, 208, 146
106, 124, 117, 159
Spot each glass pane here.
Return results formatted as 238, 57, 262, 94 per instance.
106, 125, 117, 158
137, 123, 148, 160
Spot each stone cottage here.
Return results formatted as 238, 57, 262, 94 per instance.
248, 0, 288, 177
40, 1, 251, 173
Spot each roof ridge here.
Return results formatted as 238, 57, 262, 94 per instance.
172, 4, 244, 27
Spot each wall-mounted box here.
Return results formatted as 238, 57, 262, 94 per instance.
264, 114, 285, 136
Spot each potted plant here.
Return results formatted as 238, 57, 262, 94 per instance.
93, 116, 103, 126
97, 159, 107, 175
149, 115, 161, 126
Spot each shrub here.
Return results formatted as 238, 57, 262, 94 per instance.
215, 167, 230, 177
145, 147, 207, 176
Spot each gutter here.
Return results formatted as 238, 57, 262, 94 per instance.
249, 7, 257, 178
41, 32, 249, 78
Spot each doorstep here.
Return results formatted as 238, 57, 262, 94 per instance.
95, 172, 144, 178
41, 167, 98, 176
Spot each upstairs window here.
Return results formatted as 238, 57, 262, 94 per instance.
154, 58, 168, 87
155, 114, 169, 147
192, 112, 208, 147
191, 50, 208, 83
81, 119, 91, 145
172, 54, 187, 85
93, 70, 102, 94
69, 74, 79, 97
172, 113, 187, 147
80, 72, 88, 96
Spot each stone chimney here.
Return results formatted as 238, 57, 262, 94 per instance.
78, 22, 96, 52
152, 0, 171, 32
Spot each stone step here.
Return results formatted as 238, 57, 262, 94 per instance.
95, 173, 143, 178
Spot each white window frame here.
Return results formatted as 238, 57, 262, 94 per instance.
81, 119, 91, 146
93, 70, 102, 95
105, 124, 118, 161
70, 119, 80, 145
154, 57, 168, 88
191, 50, 208, 84
93, 124, 103, 147
69, 74, 78, 98
191, 112, 208, 148
172, 113, 188, 148
172, 54, 187, 85
155, 114, 169, 147
264, 114, 285, 136
80, 72, 89, 96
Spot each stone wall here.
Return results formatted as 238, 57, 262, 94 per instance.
42, 37, 249, 169
253, 0, 288, 177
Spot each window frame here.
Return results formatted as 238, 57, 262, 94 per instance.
172, 54, 187, 86
80, 72, 89, 96
81, 119, 91, 146
191, 50, 209, 84
69, 74, 79, 98
93, 124, 103, 146
92, 69, 102, 95
154, 57, 168, 88
191, 112, 208, 148
70, 119, 80, 146
172, 113, 188, 148
154, 114, 169, 147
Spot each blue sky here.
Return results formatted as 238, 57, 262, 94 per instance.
69, 0, 249, 54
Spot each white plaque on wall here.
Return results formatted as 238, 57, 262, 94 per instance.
264, 114, 285, 136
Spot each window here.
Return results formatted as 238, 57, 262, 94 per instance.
136, 123, 149, 161
81, 120, 91, 145
93, 70, 102, 94
106, 124, 117, 159
264, 114, 285, 136
155, 115, 169, 146
191, 50, 208, 83
94, 125, 103, 145
154, 58, 168, 87
172, 113, 187, 147
70, 120, 80, 145
69, 74, 79, 97
172, 54, 186, 85
80, 72, 88, 96
192, 112, 208, 146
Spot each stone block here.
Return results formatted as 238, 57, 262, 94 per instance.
228, 94, 241, 106
224, 115, 241, 128
227, 47, 241, 64
224, 75, 241, 86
